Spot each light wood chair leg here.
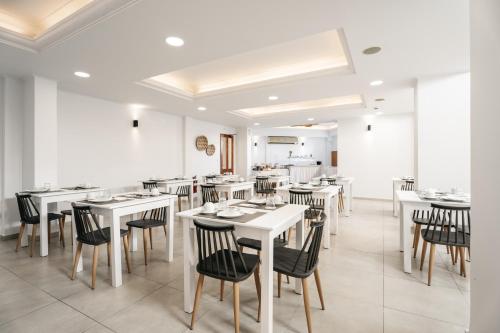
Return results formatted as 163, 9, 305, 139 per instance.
60, 215, 66, 242
163, 225, 167, 237
107, 242, 111, 267
127, 226, 132, 241
16, 223, 26, 252
123, 236, 131, 273
71, 241, 83, 280
459, 247, 466, 277
286, 275, 290, 284
427, 244, 436, 286
254, 266, 261, 322
301, 278, 313, 333
454, 246, 460, 265
30, 224, 37, 257
143, 229, 148, 265
178, 198, 182, 212
220, 280, 225, 301
190, 274, 205, 330
413, 224, 421, 258
277, 272, 282, 298
233, 282, 240, 333
91, 245, 99, 289
59, 218, 65, 248
420, 240, 428, 271
450, 246, 455, 264
314, 268, 325, 310
149, 227, 153, 250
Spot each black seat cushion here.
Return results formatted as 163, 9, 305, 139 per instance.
305, 209, 322, 220
24, 212, 63, 224
197, 250, 259, 282
237, 237, 288, 251
61, 209, 72, 216
177, 193, 189, 198
421, 229, 470, 247
77, 227, 128, 246
412, 217, 429, 225
273, 246, 317, 279
126, 218, 166, 229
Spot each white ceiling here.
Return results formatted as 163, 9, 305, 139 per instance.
0, 0, 469, 129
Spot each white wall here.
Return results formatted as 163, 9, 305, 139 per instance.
470, 1, 500, 332
416, 73, 471, 192
337, 114, 414, 199
183, 117, 236, 177
58, 91, 184, 189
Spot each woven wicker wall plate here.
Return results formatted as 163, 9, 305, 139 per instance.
206, 144, 216, 156
195, 135, 208, 151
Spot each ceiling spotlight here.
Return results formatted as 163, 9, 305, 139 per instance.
197, 106, 207, 111
165, 36, 184, 47
254, 122, 260, 126
376, 111, 384, 115
370, 80, 384, 86
307, 118, 314, 121
268, 96, 279, 101
74, 71, 90, 78
363, 46, 382, 55
375, 98, 385, 102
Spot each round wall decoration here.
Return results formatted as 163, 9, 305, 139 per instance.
206, 144, 216, 156
195, 135, 208, 151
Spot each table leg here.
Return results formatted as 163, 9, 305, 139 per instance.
183, 219, 196, 313
331, 194, 339, 235
130, 213, 138, 251
250, 186, 254, 198
323, 196, 331, 249
400, 202, 412, 273
72, 210, 83, 272
343, 183, 352, 217
39, 200, 48, 257
228, 190, 234, 200
393, 182, 398, 217
189, 184, 194, 209
260, 232, 274, 333
110, 211, 123, 287
295, 213, 305, 294
166, 201, 174, 262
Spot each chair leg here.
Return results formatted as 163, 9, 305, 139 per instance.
127, 226, 132, 241
30, 224, 37, 257
459, 247, 466, 277
190, 274, 205, 330
71, 241, 83, 280
220, 280, 225, 301
233, 282, 240, 333
149, 227, 153, 250
454, 246, 460, 265
413, 224, 421, 258
123, 236, 132, 273
314, 268, 325, 310
107, 242, 111, 267
59, 218, 65, 248
277, 272, 282, 298
301, 278, 313, 333
427, 244, 436, 286
60, 215, 66, 242
92, 245, 99, 289
163, 225, 167, 237
450, 246, 455, 264
16, 223, 26, 252
286, 275, 290, 284
48, 221, 51, 245
178, 198, 182, 212
254, 265, 261, 322
420, 240, 428, 271
143, 229, 148, 265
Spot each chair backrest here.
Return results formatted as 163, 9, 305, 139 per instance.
72, 204, 105, 242
141, 206, 167, 221
292, 216, 325, 273
256, 177, 272, 192
289, 189, 321, 217
423, 203, 471, 245
320, 178, 336, 185
401, 180, 414, 191
176, 185, 191, 196
233, 190, 245, 200
15, 193, 39, 222
201, 184, 219, 204
194, 220, 249, 279
143, 181, 158, 190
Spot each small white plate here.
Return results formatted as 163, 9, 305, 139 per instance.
441, 195, 469, 202
217, 210, 244, 218
200, 210, 216, 215
26, 188, 49, 193
248, 199, 266, 205
88, 197, 113, 203
113, 197, 129, 201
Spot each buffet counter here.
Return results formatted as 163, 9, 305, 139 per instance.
289, 165, 322, 183
253, 169, 289, 176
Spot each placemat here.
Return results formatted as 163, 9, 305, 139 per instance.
232, 201, 287, 209
61, 186, 100, 190
194, 210, 267, 223
79, 199, 132, 205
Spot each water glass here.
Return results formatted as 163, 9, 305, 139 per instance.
219, 196, 227, 211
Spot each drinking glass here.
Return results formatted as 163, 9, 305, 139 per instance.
44, 182, 51, 190
219, 196, 227, 211
266, 197, 276, 209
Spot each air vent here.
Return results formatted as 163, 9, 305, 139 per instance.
267, 136, 299, 144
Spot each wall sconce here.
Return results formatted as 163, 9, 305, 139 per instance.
254, 142, 258, 147
367, 124, 372, 131
133, 120, 139, 128
301, 142, 305, 146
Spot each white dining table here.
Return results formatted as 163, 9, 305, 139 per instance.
397, 190, 470, 273
392, 177, 414, 217
177, 200, 308, 333
276, 184, 340, 249
140, 178, 194, 209
23, 187, 104, 256
208, 181, 255, 200
74, 193, 177, 287
204, 174, 239, 182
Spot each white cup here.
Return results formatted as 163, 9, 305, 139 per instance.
151, 188, 160, 196
203, 202, 215, 213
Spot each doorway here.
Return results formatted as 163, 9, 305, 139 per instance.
220, 134, 234, 174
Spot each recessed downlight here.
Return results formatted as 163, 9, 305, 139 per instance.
197, 106, 207, 111
254, 122, 260, 126
375, 98, 385, 102
363, 46, 382, 55
74, 71, 90, 78
268, 95, 279, 101
370, 80, 383, 86
307, 118, 314, 121
165, 36, 184, 47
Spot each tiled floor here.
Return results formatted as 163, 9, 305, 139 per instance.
0, 199, 469, 332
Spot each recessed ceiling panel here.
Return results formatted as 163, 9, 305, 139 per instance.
141, 29, 353, 98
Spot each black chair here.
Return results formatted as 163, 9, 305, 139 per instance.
320, 178, 344, 212
274, 216, 326, 333
190, 220, 261, 332
15, 193, 64, 256
419, 203, 471, 286
176, 184, 191, 212
401, 180, 415, 191
256, 177, 274, 197
233, 190, 245, 200
200, 184, 219, 204
142, 181, 158, 190
70, 204, 131, 289
289, 190, 322, 222
126, 206, 168, 265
